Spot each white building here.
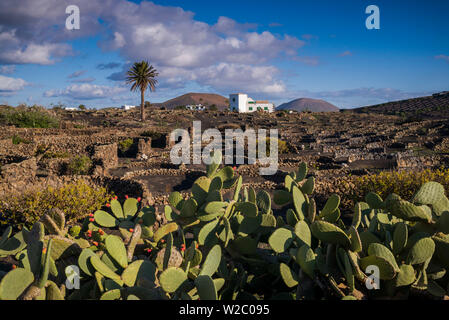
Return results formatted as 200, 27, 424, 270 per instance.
63, 107, 78, 111
122, 105, 136, 110
186, 104, 205, 111
229, 93, 274, 113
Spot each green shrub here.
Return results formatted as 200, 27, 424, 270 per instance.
141, 131, 162, 139
41, 151, 71, 159
349, 167, 449, 203
257, 137, 289, 156
11, 134, 31, 145
118, 138, 134, 153
0, 180, 112, 228
0, 105, 59, 128
67, 155, 92, 175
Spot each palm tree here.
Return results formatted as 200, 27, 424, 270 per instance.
126, 61, 158, 121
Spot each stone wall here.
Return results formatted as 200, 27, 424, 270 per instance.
0, 157, 37, 184
92, 143, 118, 169
137, 138, 152, 160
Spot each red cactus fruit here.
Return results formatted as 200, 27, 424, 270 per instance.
125, 195, 129, 199
137, 197, 142, 202
129, 228, 134, 233
93, 241, 99, 247
89, 218, 94, 222
106, 203, 110, 207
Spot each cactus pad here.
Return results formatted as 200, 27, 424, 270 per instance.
268, 228, 295, 253
279, 263, 298, 288
199, 245, 221, 277
105, 235, 128, 269
310, 221, 351, 247
159, 267, 187, 293
0, 268, 34, 300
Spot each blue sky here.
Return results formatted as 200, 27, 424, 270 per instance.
0, 0, 448, 109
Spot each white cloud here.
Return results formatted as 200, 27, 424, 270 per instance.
0, 0, 102, 65
195, 63, 286, 94
0, 0, 305, 94
97, 1, 304, 92
0, 65, 15, 74
0, 74, 27, 92
44, 83, 126, 100
0, 36, 72, 65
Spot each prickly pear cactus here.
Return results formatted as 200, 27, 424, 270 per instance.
1, 160, 449, 301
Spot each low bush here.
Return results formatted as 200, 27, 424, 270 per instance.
257, 137, 289, 156
67, 155, 92, 175
0, 105, 59, 128
141, 130, 162, 139
41, 151, 71, 159
349, 167, 449, 202
0, 180, 112, 228
11, 135, 31, 145
118, 138, 134, 154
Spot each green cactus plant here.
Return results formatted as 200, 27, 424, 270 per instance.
94, 197, 156, 235
2, 162, 449, 301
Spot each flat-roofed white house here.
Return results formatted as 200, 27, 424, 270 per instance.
122, 105, 136, 110
63, 107, 78, 111
229, 93, 274, 113
186, 104, 205, 111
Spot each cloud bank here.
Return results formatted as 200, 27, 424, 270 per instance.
0, 0, 306, 95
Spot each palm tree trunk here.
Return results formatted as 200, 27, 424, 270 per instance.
140, 88, 145, 121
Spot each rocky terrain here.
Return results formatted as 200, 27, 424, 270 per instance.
1, 98, 449, 301
1, 101, 448, 216
352, 91, 449, 118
